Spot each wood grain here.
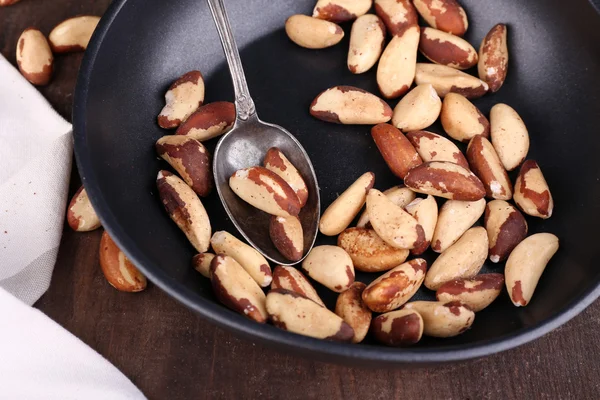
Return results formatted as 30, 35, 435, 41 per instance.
2, 1, 600, 399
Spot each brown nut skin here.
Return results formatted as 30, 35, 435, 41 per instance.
310, 86, 392, 125
436, 273, 504, 312
415, 63, 489, 99
404, 161, 486, 201
347, 14, 386, 74
366, 189, 426, 250
371, 309, 424, 346
413, 0, 468, 36
210, 255, 267, 323
513, 160, 554, 219
425, 227, 488, 290
229, 166, 301, 217
157, 70, 205, 129
67, 186, 101, 232
48, 16, 100, 53
505, 233, 559, 307
490, 103, 529, 172
337, 228, 409, 273
320, 172, 375, 236
371, 123, 422, 179
432, 198, 486, 253
192, 253, 215, 278
269, 216, 304, 262
362, 258, 427, 313
157, 170, 211, 253
271, 266, 325, 307
16, 28, 53, 86
356, 185, 416, 228
175, 101, 235, 141
313, 0, 371, 23
419, 27, 478, 70
485, 200, 528, 263
441, 93, 490, 143
403, 301, 474, 337
266, 289, 355, 342
263, 147, 309, 207
285, 15, 344, 49
99, 231, 147, 292
467, 135, 513, 200
155, 135, 213, 197
406, 130, 469, 169
374, 0, 418, 36
377, 26, 420, 99
478, 24, 508, 93
404, 195, 438, 255
335, 282, 372, 343
302, 245, 355, 293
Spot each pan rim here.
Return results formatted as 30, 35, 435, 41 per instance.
72, 0, 600, 364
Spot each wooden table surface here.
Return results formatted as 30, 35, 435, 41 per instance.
2, 1, 600, 399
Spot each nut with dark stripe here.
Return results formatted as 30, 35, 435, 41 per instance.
374, 0, 418, 36
505, 233, 559, 307
175, 101, 235, 141
266, 289, 354, 341
404, 161, 485, 201
406, 130, 469, 170
269, 216, 304, 262
466, 135, 513, 200
513, 160, 554, 219
157, 70, 204, 129
413, 0, 468, 36
484, 200, 527, 263
362, 258, 427, 312
478, 24, 509, 93
210, 255, 267, 323
99, 231, 147, 293
371, 309, 424, 346
415, 63, 488, 99
67, 186, 101, 232
229, 166, 301, 217
313, 0, 371, 23
310, 86, 392, 124
156, 135, 213, 197
436, 274, 504, 312
419, 27, 478, 69
335, 282, 372, 343
157, 170, 211, 253
271, 266, 324, 307
403, 300, 475, 338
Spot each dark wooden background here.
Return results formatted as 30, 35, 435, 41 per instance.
2, 1, 599, 399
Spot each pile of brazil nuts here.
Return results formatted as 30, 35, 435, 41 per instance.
12, 14, 101, 86
66, 0, 560, 346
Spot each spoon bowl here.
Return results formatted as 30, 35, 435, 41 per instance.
213, 114, 320, 264
208, 0, 320, 264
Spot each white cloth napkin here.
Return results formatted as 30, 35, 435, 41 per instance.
0, 54, 145, 399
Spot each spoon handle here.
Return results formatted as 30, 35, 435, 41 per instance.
206, 0, 256, 121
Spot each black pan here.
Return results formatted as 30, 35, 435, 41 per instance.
73, 0, 600, 364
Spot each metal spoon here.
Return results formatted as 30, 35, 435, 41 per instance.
206, 0, 320, 265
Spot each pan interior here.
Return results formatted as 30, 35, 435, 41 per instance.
75, 0, 600, 359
